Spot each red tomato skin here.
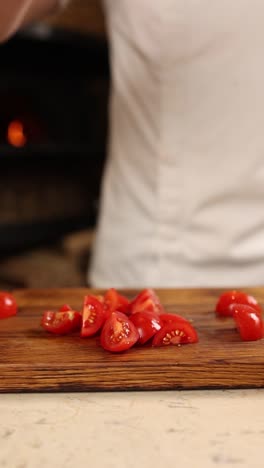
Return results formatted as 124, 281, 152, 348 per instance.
159, 313, 190, 326
152, 321, 198, 347
0, 292, 17, 319
215, 290, 262, 317
104, 288, 130, 317
231, 304, 263, 341
129, 289, 165, 316
41, 310, 82, 335
100, 311, 139, 352
130, 311, 162, 344
81, 295, 105, 337
59, 304, 72, 312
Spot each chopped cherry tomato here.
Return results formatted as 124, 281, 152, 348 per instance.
41, 310, 82, 335
129, 288, 165, 315
59, 304, 73, 312
0, 292, 17, 319
230, 304, 263, 341
228, 302, 262, 321
215, 290, 262, 317
81, 295, 105, 337
100, 311, 139, 352
130, 311, 162, 344
95, 295, 104, 303
160, 313, 190, 326
152, 320, 198, 347
104, 288, 130, 317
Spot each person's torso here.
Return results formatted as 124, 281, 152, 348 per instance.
90, 0, 264, 288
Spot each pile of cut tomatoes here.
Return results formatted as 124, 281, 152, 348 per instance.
1, 288, 263, 353
41, 288, 198, 352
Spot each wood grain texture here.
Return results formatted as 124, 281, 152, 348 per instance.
1, 287, 264, 393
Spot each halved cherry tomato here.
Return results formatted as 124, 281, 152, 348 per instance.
130, 311, 162, 344
59, 304, 73, 312
0, 292, 17, 319
100, 311, 139, 352
215, 290, 262, 317
81, 295, 105, 337
104, 288, 130, 317
230, 304, 263, 341
152, 320, 198, 347
129, 289, 165, 315
160, 313, 190, 326
41, 310, 82, 335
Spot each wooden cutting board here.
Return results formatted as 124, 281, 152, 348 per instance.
1, 287, 264, 393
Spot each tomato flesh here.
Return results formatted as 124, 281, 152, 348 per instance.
129, 289, 165, 315
81, 295, 105, 337
216, 290, 262, 317
100, 311, 139, 352
41, 310, 82, 335
130, 311, 162, 344
230, 304, 263, 341
0, 292, 17, 319
152, 321, 198, 347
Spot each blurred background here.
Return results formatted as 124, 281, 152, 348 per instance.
0, 0, 109, 289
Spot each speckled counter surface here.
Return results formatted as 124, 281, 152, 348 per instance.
1, 390, 263, 468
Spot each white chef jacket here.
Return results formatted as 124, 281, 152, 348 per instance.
89, 0, 264, 288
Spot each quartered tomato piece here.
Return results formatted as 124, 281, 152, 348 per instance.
130, 311, 162, 344
95, 295, 104, 303
230, 304, 263, 341
81, 295, 105, 337
104, 288, 130, 317
129, 288, 165, 315
41, 310, 82, 335
59, 304, 73, 312
215, 290, 262, 317
152, 321, 198, 347
0, 292, 17, 319
100, 311, 139, 352
160, 313, 190, 326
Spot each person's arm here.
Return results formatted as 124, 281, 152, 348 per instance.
0, 0, 66, 42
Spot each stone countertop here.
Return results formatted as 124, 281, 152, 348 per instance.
1, 390, 263, 468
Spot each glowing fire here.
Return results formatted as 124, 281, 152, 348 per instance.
7, 120, 27, 147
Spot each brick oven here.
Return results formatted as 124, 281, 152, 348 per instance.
0, 25, 109, 288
